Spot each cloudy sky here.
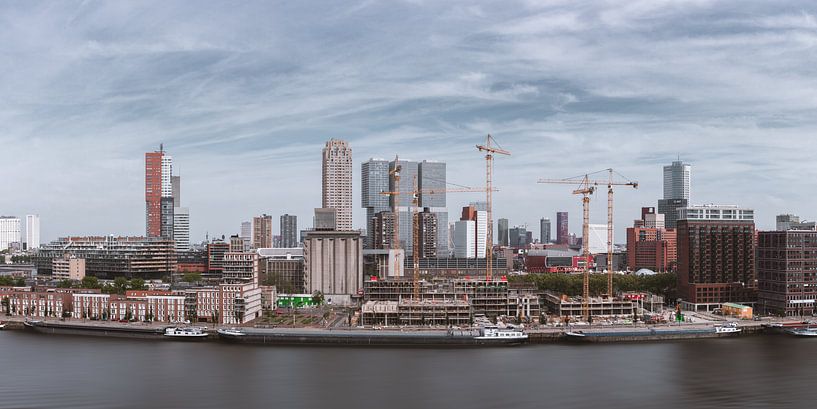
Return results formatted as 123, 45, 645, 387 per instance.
3, 0, 817, 243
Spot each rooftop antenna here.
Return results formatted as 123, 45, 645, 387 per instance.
160, 143, 164, 153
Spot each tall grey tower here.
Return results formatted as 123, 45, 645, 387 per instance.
540, 217, 551, 244
322, 139, 353, 231
280, 214, 298, 248
658, 160, 691, 228
361, 158, 390, 248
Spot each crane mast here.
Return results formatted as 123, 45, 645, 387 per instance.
476, 135, 510, 282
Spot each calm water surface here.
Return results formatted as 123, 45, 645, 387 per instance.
0, 331, 814, 409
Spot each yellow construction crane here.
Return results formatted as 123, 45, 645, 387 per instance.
476, 135, 511, 282
389, 156, 403, 283
380, 183, 495, 300
537, 170, 637, 321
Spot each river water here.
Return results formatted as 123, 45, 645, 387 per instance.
0, 330, 813, 409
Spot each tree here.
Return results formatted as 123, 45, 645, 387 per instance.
81, 276, 101, 289
311, 291, 325, 306
113, 277, 128, 294
57, 280, 73, 289
130, 278, 146, 291
182, 272, 202, 283
13, 278, 25, 287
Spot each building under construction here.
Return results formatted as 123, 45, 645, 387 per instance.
360, 299, 471, 327
543, 291, 647, 318
362, 277, 540, 323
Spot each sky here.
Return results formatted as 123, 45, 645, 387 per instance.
3, 0, 817, 244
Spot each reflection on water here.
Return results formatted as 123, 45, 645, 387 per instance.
0, 331, 812, 409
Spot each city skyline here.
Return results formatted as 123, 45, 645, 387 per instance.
3, 2, 817, 242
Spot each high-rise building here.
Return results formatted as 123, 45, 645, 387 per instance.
418, 161, 449, 256
279, 214, 298, 248
173, 208, 190, 252
145, 146, 174, 239
171, 175, 181, 207
758, 230, 817, 316
658, 160, 691, 228
775, 214, 816, 231
417, 208, 438, 258
498, 218, 509, 247
453, 206, 486, 258
322, 139, 353, 231
556, 212, 569, 244
240, 221, 252, 249
0, 217, 21, 250
453, 220, 475, 258
372, 211, 396, 250
677, 205, 756, 304
361, 158, 390, 248
509, 226, 529, 248
540, 218, 551, 244
25, 215, 40, 250
252, 214, 273, 249
303, 230, 363, 304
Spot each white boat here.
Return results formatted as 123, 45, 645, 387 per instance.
217, 328, 246, 337
714, 322, 742, 334
164, 327, 209, 339
473, 325, 528, 342
785, 327, 817, 337
565, 331, 587, 338
0, 322, 6, 330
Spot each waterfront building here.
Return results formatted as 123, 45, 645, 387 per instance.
35, 236, 176, 280
658, 160, 691, 229
279, 214, 298, 248
303, 229, 363, 305
556, 212, 569, 244
252, 214, 273, 249
52, 255, 86, 281
757, 230, 817, 317
322, 139, 353, 231
258, 247, 305, 293
145, 146, 174, 239
498, 218, 509, 247
0, 216, 21, 251
677, 205, 756, 307
25, 215, 40, 250
540, 218, 551, 244
222, 252, 260, 284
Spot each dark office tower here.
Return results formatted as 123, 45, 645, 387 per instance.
145, 146, 173, 239
677, 205, 756, 305
417, 208, 438, 258
540, 218, 551, 244
280, 214, 298, 248
658, 160, 691, 228
361, 159, 390, 249
498, 218, 509, 247
556, 212, 569, 244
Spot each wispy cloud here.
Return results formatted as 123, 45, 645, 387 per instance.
2, 1, 817, 241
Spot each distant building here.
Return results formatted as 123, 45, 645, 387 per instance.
145, 146, 174, 239
258, 248, 305, 294
303, 230, 363, 305
658, 160, 691, 228
0, 216, 21, 251
173, 207, 190, 252
677, 205, 756, 306
498, 218, 509, 247
775, 214, 817, 231
206, 240, 230, 280
229, 235, 245, 252
586, 224, 608, 255
279, 214, 298, 248
25, 215, 40, 250
509, 226, 529, 248
540, 218, 551, 244
626, 207, 677, 272
222, 252, 260, 284
35, 236, 176, 280
314, 208, 337, 231
372, 211, 396, 249
452, 206, 486, 258
252, 214, 273, 249
556, 212, 569, 244
758, 230, 817, 316
417, 208, 438, 258
322, 139, 353, 231
52, 255, 86, 281
361, 158, 390, 248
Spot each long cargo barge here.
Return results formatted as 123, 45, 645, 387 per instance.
23, 320, 167, 339
561, 324, 748, 343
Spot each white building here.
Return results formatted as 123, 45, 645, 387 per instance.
453, 220, 475, 258
161, 155, 173, 198
173, 207, 190, 251
25, 215, 40, 250
0, 216, 21, 251
475, 211, 488, 258
679, 204, 754, 221
586, 224, 608, 255
321, 139, 353, 231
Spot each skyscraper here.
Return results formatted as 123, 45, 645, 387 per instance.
417, 208, 438, 258
280, 214, 298, 248
498, 218, 509, 247
240, 221, 252, 249
453, 205, 486, 258
25, 215, 40, 250
145, 146, 174, 239
658, 160, 691, 228
252, 214, 273, 249
173, 208, 190, 252
540, 217, 551, 244
556, 212, 569, 244
0, 216, 21, 250
171, 175, 181, 207
361, 158, 390, 248
322, 139, 353, 231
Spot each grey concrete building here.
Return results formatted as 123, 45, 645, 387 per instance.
279, 214, 298, 248
303, 230, 364, 305
540, 217, 551, 244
